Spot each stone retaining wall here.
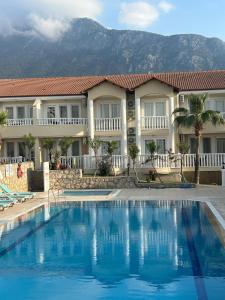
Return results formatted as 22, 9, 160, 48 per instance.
0, 162, 34, 192
50, 170, 136, 189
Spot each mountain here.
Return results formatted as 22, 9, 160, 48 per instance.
0, 18, 225, 78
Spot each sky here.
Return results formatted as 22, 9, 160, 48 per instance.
0, 0, 224, 42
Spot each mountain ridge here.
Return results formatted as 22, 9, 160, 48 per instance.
0, 18, 225, 79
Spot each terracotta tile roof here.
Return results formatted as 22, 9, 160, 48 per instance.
0, 70, 225, 97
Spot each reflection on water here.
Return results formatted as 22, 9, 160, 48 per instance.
0, 201, 224, 300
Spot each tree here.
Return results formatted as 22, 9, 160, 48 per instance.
145, 141, 163, 183
173, 94, 224, 184
86, 137, 102, 176
43, 138, 55, 164
129, 144, 140, 178
23, 133, 35, 160
105, 141, 118, 176
59, 137, 73, 157
168, 144, 190, 182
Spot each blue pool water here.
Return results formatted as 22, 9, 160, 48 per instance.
63, 190, 112, 196
0, 201, 225, 299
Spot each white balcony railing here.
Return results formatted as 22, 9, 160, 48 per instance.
37, 118, 88, 126
95, 118, 121, 131
0, 156, 24, 164
141, 116, 169, 129
6, 119, 33, 126
59, 153, 225, 170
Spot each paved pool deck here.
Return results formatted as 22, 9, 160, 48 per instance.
0, 185, 225, 227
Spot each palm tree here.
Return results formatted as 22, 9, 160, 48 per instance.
105, 141, 118, 176
173, 94, 224, 184
129, 144, 140, 178
43, 138, 55, 165
86, 137, 102, 176
23, 133, 35, 160
59, 137, 73, 157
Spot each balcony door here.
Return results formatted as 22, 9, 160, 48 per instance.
17, 107, 25, 119
100, 103, 120, 118
144, 101, 165, 117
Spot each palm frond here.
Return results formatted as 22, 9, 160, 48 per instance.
174, 115, 188, 127
173, 107, 188, 115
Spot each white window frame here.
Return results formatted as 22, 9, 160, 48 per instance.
96, 100, 121, 118
141, 99, 168, 117
142, 136, 168, 154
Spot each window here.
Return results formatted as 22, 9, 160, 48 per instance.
155, 102, 165, 116
18, 142, 26, 157
6, 107, 13, 119
72, 141, 80, 156
190, 138, 197, 154
6, 142, 15, 157
203, 138, 211, 153
144, 101, 165, 116
100, 103, 120, 118
217, 139, 225, 153
145, 139, 166, 154
100, 104, 110, 118
215, 100, 225, 112
17, 107, 25, 119
144, 103, 154, 116
27, 106, 33, 118
111, 104, 120, 118
47, 106, 56, 118
60, 106, 67, 118
101, 140, 121, 155
71, 105, 79, 118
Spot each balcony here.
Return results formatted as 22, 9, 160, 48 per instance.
5, 118, 87, 126
37, 118, 88, 126
141, 116, 169, 130
95, 118, 121, 131
6, 119, 33, 126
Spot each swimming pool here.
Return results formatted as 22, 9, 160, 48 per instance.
0, 200, 224, 299
62, 190, 113, 196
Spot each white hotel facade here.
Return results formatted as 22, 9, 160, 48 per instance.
1, 70, 225, 170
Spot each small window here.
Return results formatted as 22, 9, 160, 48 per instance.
156, 139, 166, 154
17, 107, 25, 119
71, 105, 79, 118
27, 106, 33, 118
47, 106, 56, 118
144, 103, 154, 116
215, 100, 225, 113
6, 107, 14, 119
217, 139, 225, 153
111, 104, 120, 118
60, 106, 67, 118
190, 138, 197, 154
203, 138, 211, 153
72, 141, 80, 156
155, 102, 165, 116
18, 142, 26, 157
6, 142, 15, 157
100, 104, 110, 118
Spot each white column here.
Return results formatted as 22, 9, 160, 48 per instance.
34, 138, 42, 169
33, 98, 42, 125
135, 97, 142, 154
121, 98, 127, 156
169, 96, 175, 153
87, 98, 94, 155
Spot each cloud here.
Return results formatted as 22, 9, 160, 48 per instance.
0, 0, 102, 40
159, 1, 175, 13
29, 15, 71, 42
119, 1, 159, 29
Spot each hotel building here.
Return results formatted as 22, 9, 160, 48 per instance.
0, 70, 225, 170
